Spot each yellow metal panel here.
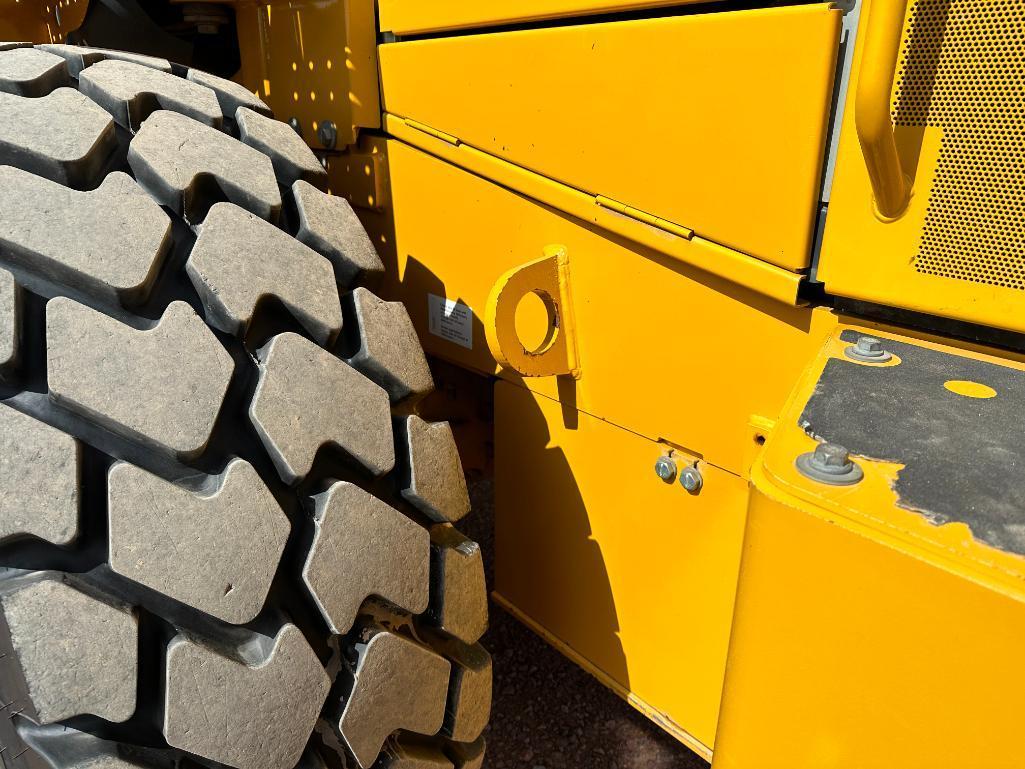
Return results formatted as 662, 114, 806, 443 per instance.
378, 0, 718, 36
715, 475, 1025, 768
355, 138, 838, 476
494, 380, 749, 754
234, 0, 379, 149
383, 115, 802, 304
378, 5, 841, 270
819, 0, 1025, 334
715, 322, 1025, 766
0, 0, 87, 43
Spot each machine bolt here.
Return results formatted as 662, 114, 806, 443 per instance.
679, 464, 703, 493
318, 120, 338, 149
795, 442, 864, 485
654, 456, 677, 483
287, 117, 302, 136
845, 335, 893, 363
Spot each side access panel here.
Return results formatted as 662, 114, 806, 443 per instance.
379, 4, 841, 270
350, 138, 837, 479
494, 380, 749, 756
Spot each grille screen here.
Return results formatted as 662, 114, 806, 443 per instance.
892, 0, 1025, 290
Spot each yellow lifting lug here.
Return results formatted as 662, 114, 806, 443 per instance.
485, 244, 581, 379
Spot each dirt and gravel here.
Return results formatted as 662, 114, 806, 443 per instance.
461, 475, 711, 769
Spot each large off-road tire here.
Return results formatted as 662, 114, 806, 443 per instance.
0, 43, 489, 769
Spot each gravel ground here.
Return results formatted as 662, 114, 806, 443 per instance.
461, 475, 710, 769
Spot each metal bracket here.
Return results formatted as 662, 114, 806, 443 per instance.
485, 245, 580, 378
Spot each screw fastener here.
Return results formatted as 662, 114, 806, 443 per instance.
845, 335, 892, 363
679, 464, 703, 493
795, 442, 864, 485
654, 456, 677, 483
287, 117, 302, 136
318, 120, 338, 149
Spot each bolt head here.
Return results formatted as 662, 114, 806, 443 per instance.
654, 456, 677, 483
287, 117, 302, 136
812, 443, 852, 474
856, 336, 884, 355
679, 465, 703, 493
318, 120, 337, 149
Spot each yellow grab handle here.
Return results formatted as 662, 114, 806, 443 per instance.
855, 0, 912, 219
485, 245, 580, 378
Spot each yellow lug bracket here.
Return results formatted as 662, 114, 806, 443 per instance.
485, 245, 581, 379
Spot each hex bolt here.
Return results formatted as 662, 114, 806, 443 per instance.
795, 442, 864, 485
845, 335, 893, 363
287, 117, 302, 137
318, 120, 338, 150
679, 464, 703, 493
654, 456, 677, 483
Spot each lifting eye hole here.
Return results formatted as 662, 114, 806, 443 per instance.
514, 289, 559, 355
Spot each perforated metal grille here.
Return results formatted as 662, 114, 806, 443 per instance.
892, 0, 1025, 290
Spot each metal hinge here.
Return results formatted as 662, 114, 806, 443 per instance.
403, 118, 460, 146
595, 195, 694, 239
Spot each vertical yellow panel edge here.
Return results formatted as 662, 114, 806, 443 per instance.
385, 114, 804, 306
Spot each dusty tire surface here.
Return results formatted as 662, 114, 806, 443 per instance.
0, 43, 489, 769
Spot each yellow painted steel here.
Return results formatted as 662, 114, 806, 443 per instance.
713, 326, 1025, 766
855, 0, 912, 219
819, 0, 1025, 335
0, 0, 88, 43
378, 5, 841, 270
384, 115, 803, 305
350, 138, 839, 479
484, 245, 581, 379
233, 0, 379, 150
494, 380, 749, 756
378, 0, 723, 36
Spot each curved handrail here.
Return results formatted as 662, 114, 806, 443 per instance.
855, 0, 912, 219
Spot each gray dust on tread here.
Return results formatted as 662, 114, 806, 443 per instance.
79, 58, 221, 132
128, 109, 281, 224
46, 299, 234, 458
237, 106, 326, 187
401, 416, 471, 523
0, 48, 69, 97
0, 88, 115, 188
349, 287, 434, 403
37, 44, 171, 78
187, 68, 272, 118
187, 202, 342, 345
164, 624, 330, 769
250, 332, 395, 484
0, 404, 78, 547
303, 481, 429, 635
108, 458, 290, 625
337, 630, 451, 769
293, 180, 385, 285
0, 166, 171, 308
0, 576, 137, 725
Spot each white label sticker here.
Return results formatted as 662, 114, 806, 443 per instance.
427, 294, 474, 349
